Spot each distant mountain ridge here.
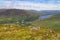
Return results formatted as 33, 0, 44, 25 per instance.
31, 10, 60, 15
0, 9, 60, 16
0, 9, 39, 17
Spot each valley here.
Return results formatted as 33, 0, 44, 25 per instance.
0, 9, 60, 40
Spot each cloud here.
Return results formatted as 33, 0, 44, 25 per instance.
0, 1, 12, 8
0, 0, 60, 4
0, 1, 60, 10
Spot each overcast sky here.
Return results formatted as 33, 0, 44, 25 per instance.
0, 0, 60, 10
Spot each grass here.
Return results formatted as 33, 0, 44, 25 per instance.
32, 14, 60, 32
0, 24, 58, 40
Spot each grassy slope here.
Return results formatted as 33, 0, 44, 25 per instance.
0, 24, 58, 40
32, 14, 60, 31
31, 14, 60, 40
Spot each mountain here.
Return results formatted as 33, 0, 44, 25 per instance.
0, 9, 39, 17
31, 10, 60, 15
0, 9, 39, 24
40, 10, 60, 15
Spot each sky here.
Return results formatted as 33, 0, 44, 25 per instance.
0, 0, 60, 10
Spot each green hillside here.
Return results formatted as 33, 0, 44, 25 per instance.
32, 14, 60, 31
0, 9, 40, 26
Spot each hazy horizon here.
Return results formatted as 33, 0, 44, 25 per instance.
0, 0, 60, 10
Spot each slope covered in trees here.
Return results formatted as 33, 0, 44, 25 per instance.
0, 9, 39, 26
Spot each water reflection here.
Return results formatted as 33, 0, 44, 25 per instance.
39, 15, 53, 20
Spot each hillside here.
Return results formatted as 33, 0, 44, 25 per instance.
0, 24, 58, 40
0, 9, 39, 25
33, 14, 60, 31
0, 9, 39, 17
32, 10, 60, 16
40, 10, 60, 15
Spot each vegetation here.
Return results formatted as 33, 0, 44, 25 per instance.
39, 14, 60, 31
0, 24, 58, 40
0, 9, 60, 40
0, 9, 39, 26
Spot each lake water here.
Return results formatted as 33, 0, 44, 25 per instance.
39, 15, 53, 20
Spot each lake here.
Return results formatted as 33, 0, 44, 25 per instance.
39, 15, 53, 20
